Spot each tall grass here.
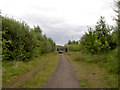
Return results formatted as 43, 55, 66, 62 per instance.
2, 53, 59, 87
65, 49, 118, 88
73, 48, 118, 74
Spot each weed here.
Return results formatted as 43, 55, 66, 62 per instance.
65, 50, 118, 88
78, 78, 87, 87
2, 53, 59, 88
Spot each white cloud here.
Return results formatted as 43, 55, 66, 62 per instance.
0, 0, 116, 45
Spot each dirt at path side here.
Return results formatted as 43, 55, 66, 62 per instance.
43, 54, 81, 88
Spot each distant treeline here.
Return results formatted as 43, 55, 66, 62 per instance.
66, 16, 118, 54
2, 16, 56, 61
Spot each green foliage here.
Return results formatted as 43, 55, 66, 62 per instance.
72, 48, 118, 74
2, 16, 55, 61
66, 51, 118, 88
68, 40, 79, 45
80, 16, 117, 54
66, 16, 117, 55
67, 44, 81, 52
66, 40, 81, 51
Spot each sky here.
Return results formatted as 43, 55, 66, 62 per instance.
0, 0, 116, 45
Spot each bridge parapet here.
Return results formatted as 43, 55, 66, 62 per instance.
56, 46, 68, 52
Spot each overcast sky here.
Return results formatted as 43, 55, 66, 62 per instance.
0, 0, 116, 45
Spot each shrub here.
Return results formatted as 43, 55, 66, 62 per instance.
2, 16, 56, 61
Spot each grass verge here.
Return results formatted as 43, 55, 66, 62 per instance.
24, 53, 59, 88
2, 52, 59, 88
65, 50, 118, 88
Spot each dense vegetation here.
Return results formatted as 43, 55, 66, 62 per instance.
66, 51, 118, 88
2, 53, 59, 88
2, 16, 55, 61
1, 0, 119, 88
80, 16, 117, 54
65, 1, 119, 75
66, 16, 118, 54
66, 0, 119, 54
66, 16, 118, 74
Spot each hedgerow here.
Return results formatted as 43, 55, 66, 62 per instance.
2, 16, 55, 61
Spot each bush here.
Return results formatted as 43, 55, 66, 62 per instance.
80, 16, 117, 54
2, 16, 56, 61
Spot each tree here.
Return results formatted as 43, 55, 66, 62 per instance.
80, 16, 114, 54
68, 40, 72, 45
34, 25, 42, 33
2, 16, 56, 61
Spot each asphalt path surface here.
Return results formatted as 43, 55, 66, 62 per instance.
43, 54, 81, 88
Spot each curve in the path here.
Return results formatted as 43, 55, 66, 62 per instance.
43, 54, 81, 88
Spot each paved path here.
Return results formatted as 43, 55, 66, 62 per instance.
43, 54, 81, 88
